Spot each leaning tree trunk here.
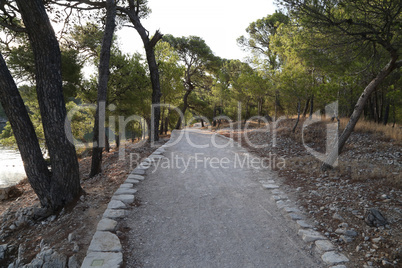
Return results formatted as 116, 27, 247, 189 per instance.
175, 86, 194, 129
309, 94, 314, 119
322, 57, 401, 170
292, 99, 301, 133
302, 97, 310, 118
90, 0, 116, 178
15, 0, 81, 212
0, 54, 52, 208
122, 7, 163, 142
175, 88, 193, 129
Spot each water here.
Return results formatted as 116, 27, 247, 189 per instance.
0, 147, 26, 187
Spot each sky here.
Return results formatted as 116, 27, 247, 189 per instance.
117, 0, 277, 61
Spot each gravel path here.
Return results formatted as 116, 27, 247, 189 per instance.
122, 129, 322, 267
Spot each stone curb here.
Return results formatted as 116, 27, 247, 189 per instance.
216, 133, 350, 267
257, 165, 350, 267
81, 143, 167, 268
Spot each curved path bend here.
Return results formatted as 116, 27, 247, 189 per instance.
123, 129, 322, 267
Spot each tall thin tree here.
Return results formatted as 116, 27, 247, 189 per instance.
90, 0, 117, 177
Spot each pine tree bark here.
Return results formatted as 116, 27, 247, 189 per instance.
292, 99, 301, 133
90, 0, 116, 178
302, 97, 310, 118
14, 0, 81, 212
309, 94, 314, 119
119, 4, 163, 142
0, 54, 52, 208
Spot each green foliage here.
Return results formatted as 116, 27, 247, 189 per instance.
0, 86, 44, 148
65, 101, 95, 144
238, 11, 289, 70
68, 23, 104, 61
162, 35, 221, 123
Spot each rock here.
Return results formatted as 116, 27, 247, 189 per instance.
72, 243, 79, 253
97, 218, 118, 232
112, 195, 135, 204
87, 232, 122, 252
272, 195, 288, 201
23, 248, 67, 268
48, 215, 57, 222
372, 237, 382, 243
125, 179, 140, 184
0, 186, 13, 201
271, 189, 285, 195
276, 200, 291, 209
287, 213, 304, 220
284, 207, 301, 213
340, 235, 354, 243
344, 230, 358, 237
107, 200, 127, 210
131, 168, 145, 175
332, 213, 344, 221
119, 183, 134, 188
68, 255, 80, 268
364, 208, 388, 227
262, 184, 279, 189
127, 174, 144, 181
296, 220, 314, 229
298, 229, 326, 242
81, 252, 123, 268
0, 244, 7, 259
321, 251, 349, 265
42, 251, 67, 268
335, 228, 345, 234
315, 240, 335, 253
102, 209, 126, 219
68, 233, 75, 243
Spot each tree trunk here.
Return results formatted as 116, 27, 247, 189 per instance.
16, 0, 81, 212
243, 98, 250, 125
392, 102, 396, 127
383, 99, 390, 126
309, 94, 314, 119
164, 109, 169, 135
0, 53, 52, 208
116, 134, 120, 149
105, 132, 110, 152
292, 99, 301, 133
159, 104, 165, 135
175, 89, 192, 129
302, 97, 310, 118
90, 0, 116, 178
322, 57, 401, 170
274, 91, 278, 121
121, 7, 163, 142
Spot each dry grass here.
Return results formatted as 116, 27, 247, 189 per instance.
340, 118, 402, 141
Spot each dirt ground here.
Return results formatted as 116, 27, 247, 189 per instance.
217, 119, 401, 268
0, 138, 168, 267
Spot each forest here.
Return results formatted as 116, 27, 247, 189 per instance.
0, 0, 401, 214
